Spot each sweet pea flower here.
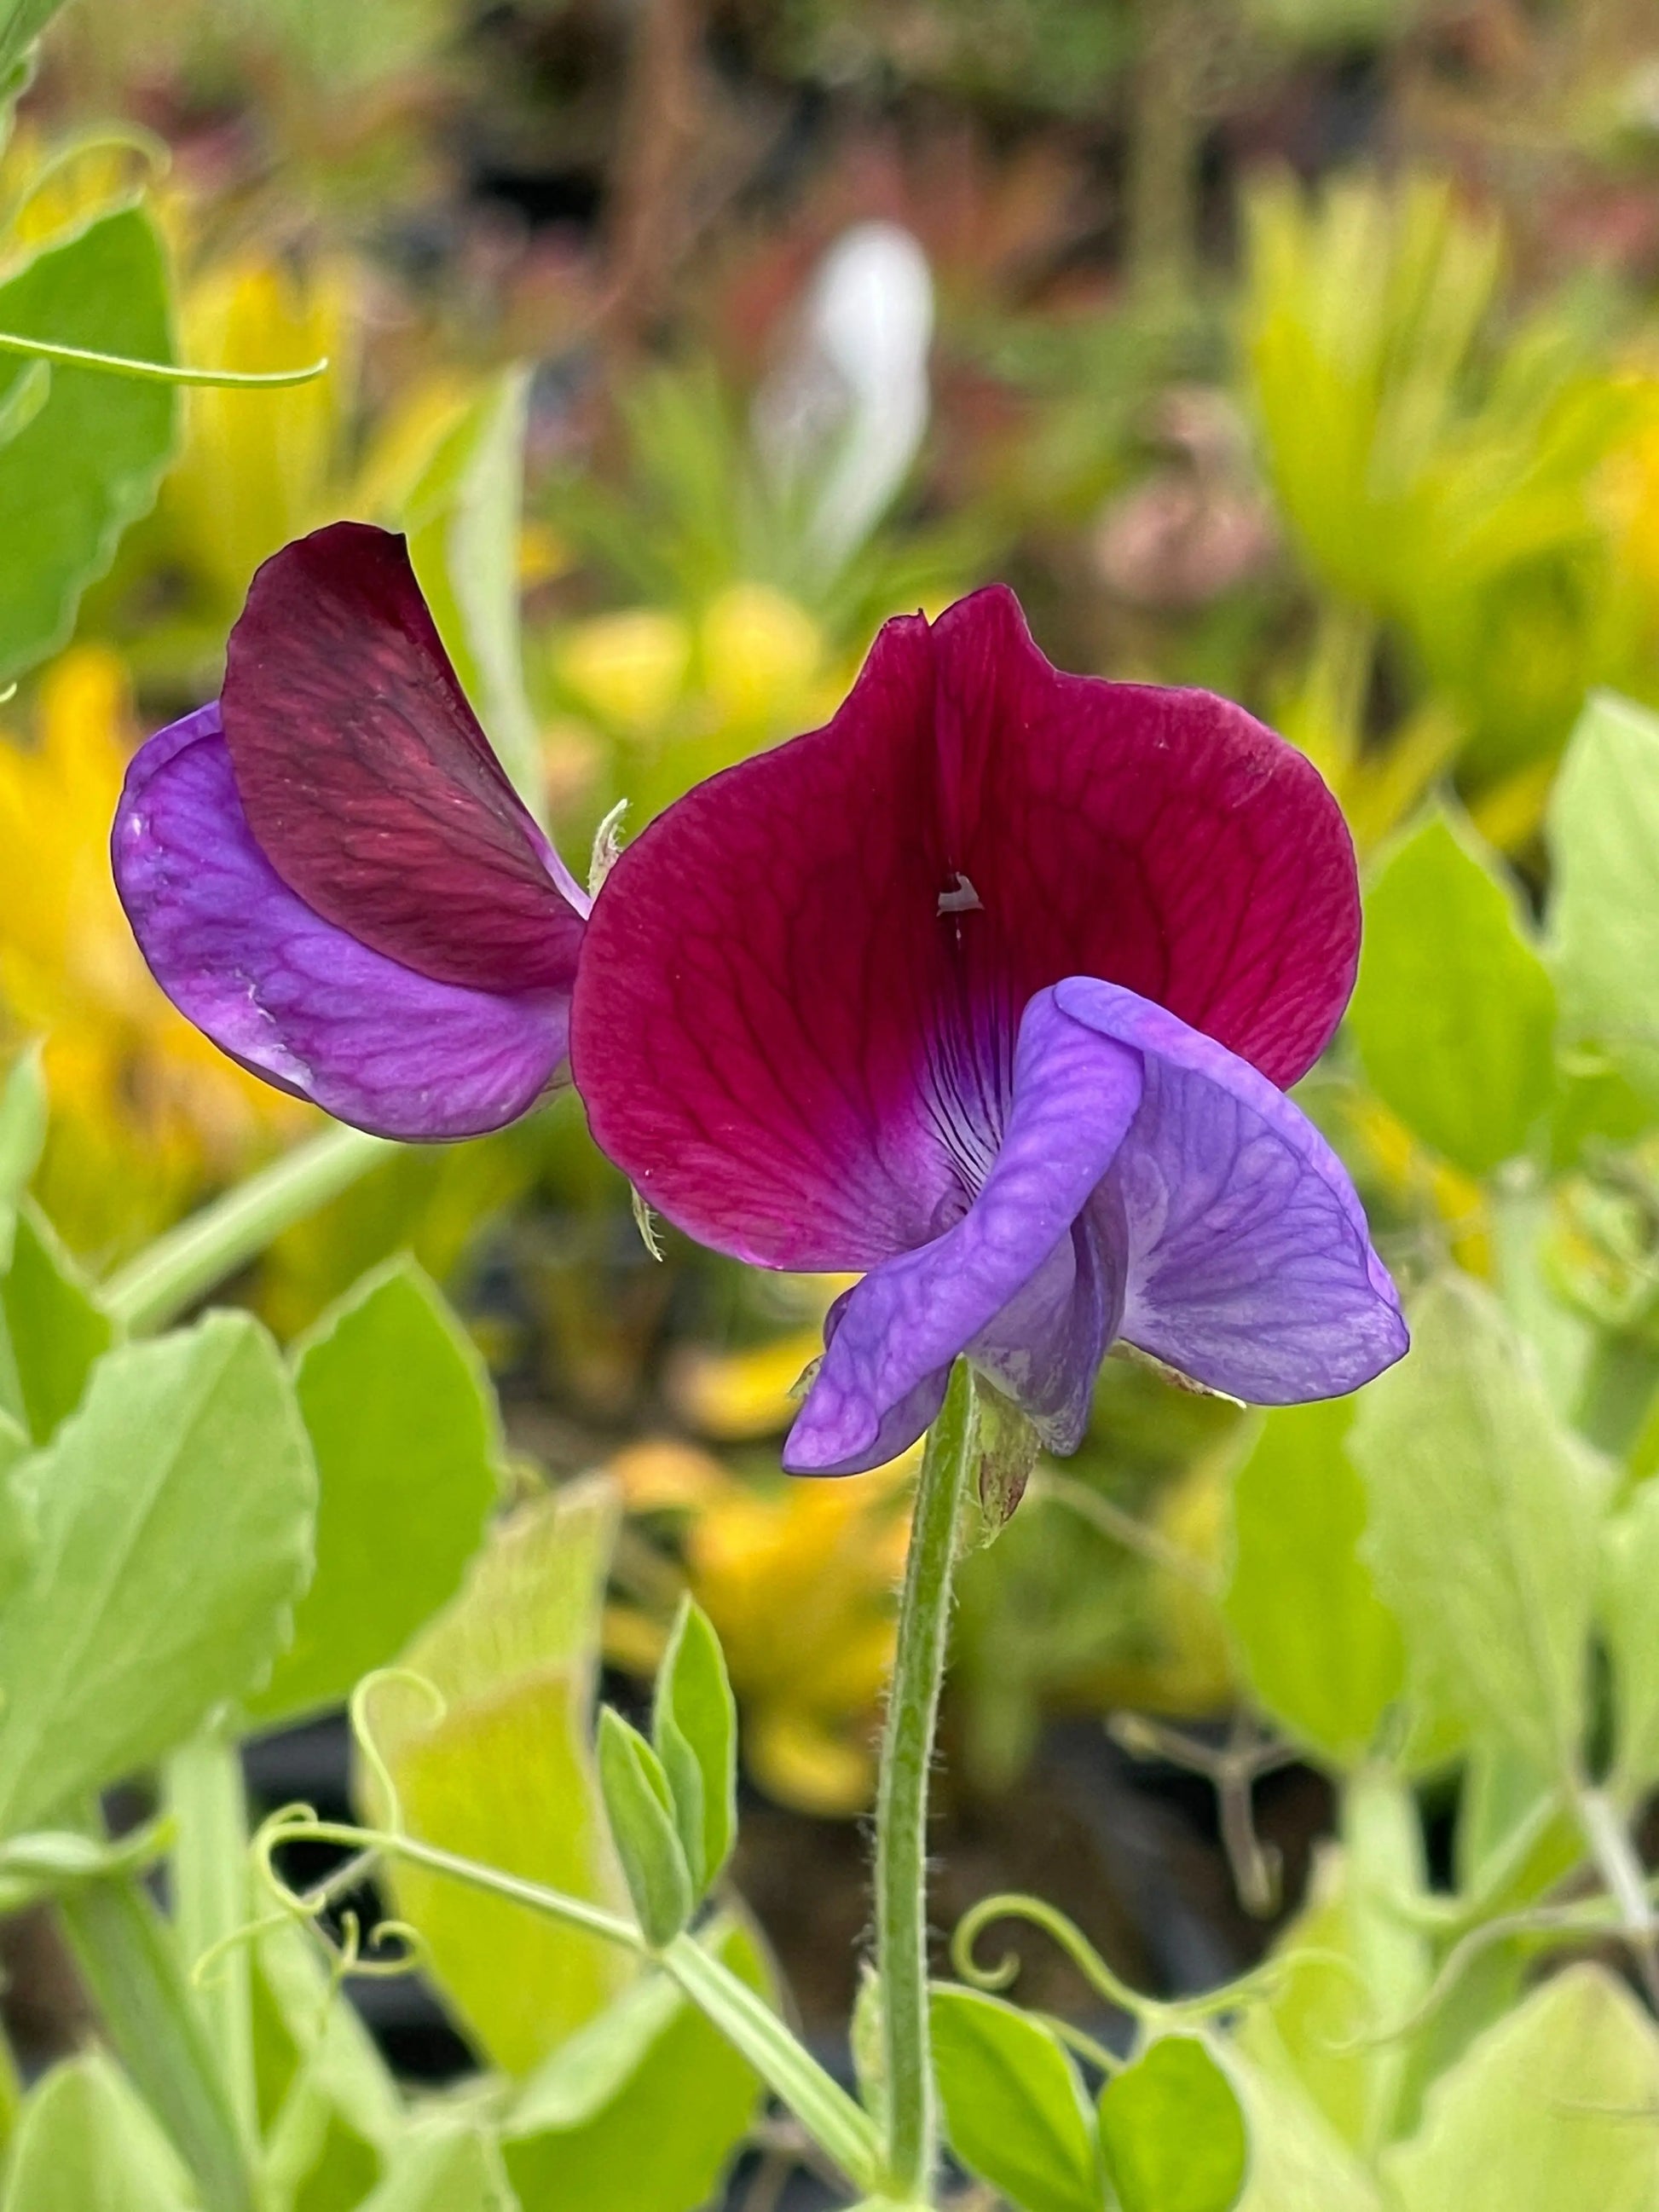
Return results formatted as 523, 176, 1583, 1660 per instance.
572, 586, 1407, 1476
112, 523, 588, 1140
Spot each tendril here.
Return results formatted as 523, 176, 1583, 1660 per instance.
951, 1893, 1169, 2023
348, 1666, 444, 1836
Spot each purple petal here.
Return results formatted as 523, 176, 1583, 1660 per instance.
1056, 978, 1408, 1401
783, 993, 1142, 1475
113, 707, 570, 1141
966, 1212, 1119, 1454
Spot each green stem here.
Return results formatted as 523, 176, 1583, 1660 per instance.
57, 1876, 255, 2212
1576, 1786, 1659, 2009
103, 1125, 394, 1334
165, 1726, 257, 2154
0, 2015, 23, 2154
874, 1360, 975, 2202
0, 328, 328, 387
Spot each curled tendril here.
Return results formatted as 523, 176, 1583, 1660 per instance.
348, 1666, 445, 1837
332, 1908, 432, 1983
951, 1894, 1169, 2024
951, 1892, 1365, 2042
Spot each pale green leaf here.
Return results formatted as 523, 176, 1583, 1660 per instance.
1384, 1966, 1659, 2212
402, 369, 543, 813
502, 1918, 769, 2212
1228, 2050, 1382, 2212
931, 1984, 1101, 2212
1099, 2036, 1246, 2212
1350, 1271, 1605, 1774
597, 1708, 691, 1948
1223, 1399, 1403, 1765
0, 1045, 45, 1227
652, 1597, 737, 1895
0, 1313, 315, 1835
249, 1259, 501, 1728
1549, 691, 1659, 1103
0, 205, 176, 679
1349, 811, 1555, 1174
2, 1200, 111, 1441
1602, 1481, 1659, 1796
0, 1, 68, 90
0, 2054, 194, 2212
357, 1479, 636, 2076
354, 2121, 517, 2212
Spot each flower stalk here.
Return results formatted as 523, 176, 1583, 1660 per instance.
873, 1358, 976, 2203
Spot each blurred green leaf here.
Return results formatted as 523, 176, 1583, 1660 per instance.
1, 1201, 111, 1442
596, 1708, 691, 1948
359, 1479, 637, 2076
1601, 1480, 1659, 1797
0, 1046, 45, 1232
0, 0, 71, 88
1349, 811, 1555, 1174
1384, 1967, 1659, 2212
501, 1917, 768, 2212
1235, 1849, 1381, 2154
402, 368, 542, 815
1228, 2049, 1382, 2212
1223, 1398, 1404, 1765
0, 1313, 314, 1835
354, 2121, 517, 2212
0, 205, 176, 679
251, 1919, 402, 2211
931, 1984, 1101, 2212
1350, 1271, 1605, 1774
1549, 691, 1659, 1104
0, 2053, 193, 2212
0, 1405, 32, 1606
652, 1597, 737, 1896
1099, 2036, 1246, 2212
248, 1258, 501, 1730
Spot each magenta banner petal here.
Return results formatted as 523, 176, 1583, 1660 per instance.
1055, 979, 1408, 1402
574, 581, 1357, 1273
783, 994, 1142, 1474
930, 586, 1358, 1089
113, 708, 569, 1141
575, 614, 965, 1270
222, 521, 585, 995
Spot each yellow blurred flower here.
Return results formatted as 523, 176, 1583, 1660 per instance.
698, 584, 824, 729
558, 610, 693, 736
0, 649, 306, 1252
1344, 1089, 1490, 1278
156, 251, 355, 612
609, 1437, 913, 1816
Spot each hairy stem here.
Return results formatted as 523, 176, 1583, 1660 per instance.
103, 1125, 394, 1334
875, 1360, 975, 2202
165, 1725, 257, 2152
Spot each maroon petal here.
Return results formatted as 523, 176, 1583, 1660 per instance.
222, 522, 586, 995
930, 586, 1357, 1089
573, 585, 1359, 1273
574, 614, 965, 1269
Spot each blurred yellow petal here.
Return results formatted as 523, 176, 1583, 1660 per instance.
698, 585, 824, 728
747, 1705, 875, 1819
558, 610, 691, 736
610, 1439, 735, 1514
666, 1330, 824, 1441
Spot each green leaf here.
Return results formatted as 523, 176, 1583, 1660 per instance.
0, 1313, 315, 1835
0, 1, 72, 88
502, 1918, 769, 2212
1384, 1966, 1659, 2212
1349, 810, 1555, 1175
354, 2121, 518, 2212
0, 1405, 33, 1605
1228, 2049, 1381, 2212
0, 205, 176, 679
1601, 1480, 1659, 1796
1223, 1399, 1404, 1766
652, 1597, 737, 1896
2, 1201, 111, 1441
402, 368, 542, 814
248, 1259, 501, 1729
0, 1045, 45, 1229
1549, 691, 1659, 1104
356, 1479, 637, 2076
597, 1708, 692, 1948
1099, 2036, 1247, 2212
0, 2053, 194, 2212
1350, 1271, 1605, 1775
930, 1984, 1101, 2212
250, 1920, 402, 2212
